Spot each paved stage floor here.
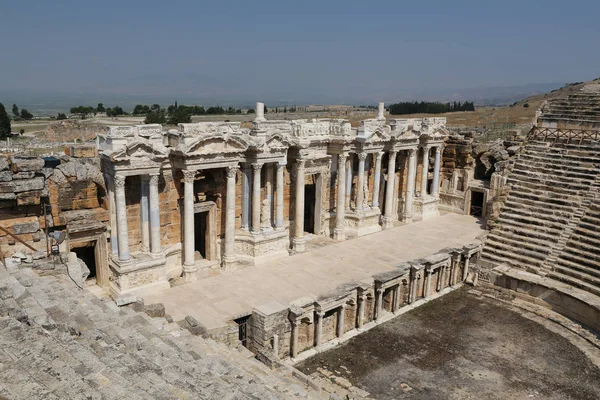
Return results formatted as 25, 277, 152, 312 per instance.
141, 214, 485, 330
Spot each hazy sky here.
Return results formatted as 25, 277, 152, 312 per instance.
1, 0, 599, 104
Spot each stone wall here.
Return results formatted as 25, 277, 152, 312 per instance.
0, 149, 108, 259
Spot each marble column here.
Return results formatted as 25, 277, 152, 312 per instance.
107, 175, 119, 256
382, 151, 397, 229
357, 294, 366, 329
275, 162, 285, 230
182, 170, 196, 277
223, 166, 237, 268
377, 102, 385, 120
356, 152, 367, 211
437, 267, 443, 292
293, 159, 306, 252
314, 311, 324, 348
334, 153, 347, 241
345, 156, 353, 210
241, 164, 251, 230
255, 102, 266, 122
149, 173, 161, 255
374, 288, 384, 321
336, 305, 345, 338
290, 318, 300, 358
404, 148, 417, 221
424, 268, 432, 297
463, 254, 471, 281
140, 176, 150, 252
372, 152, 383, 209
114, 174, 130, 262
393, 285, 401, 314
265, 163, 274, 226
251, 163, 262, 234
420, 146, 430, 197
431, 146, 442, 198
409, 271, 418, 304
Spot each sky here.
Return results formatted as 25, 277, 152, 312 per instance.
1, 0, 599, 105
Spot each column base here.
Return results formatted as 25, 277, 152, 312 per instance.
292, 237, 305, 253
221, 255, 238, 271
333, 227, 346, 241
382, 216, 395, 230
183, 263, 198, 283
402, 213, 413, 223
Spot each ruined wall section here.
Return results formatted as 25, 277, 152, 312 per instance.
0, 147, 108, 258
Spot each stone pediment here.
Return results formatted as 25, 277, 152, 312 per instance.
264, 133, 289, 150
110, 140, 168, 162
182, 134, 248, 156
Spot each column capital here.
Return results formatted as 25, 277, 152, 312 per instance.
182, 170, 196, 183
375, 151, 384, 159
435, 145, 442, 153
408, 148, 418, 157
149, 173, 160, 186
316, 310, 325, 318
251, 162, 263, 171
226, 165, 238, 179
296, 158, 306, 168
389, 150, 398, 157
422, 144, 431, 151
114, 174, 126, 188
358, 152, 368, 161
376, 287, 384, 295
278, 160, 287, 167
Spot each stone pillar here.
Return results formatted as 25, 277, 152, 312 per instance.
431, 146, 442, 198
336, 305, 345, 338
107, 175, 119, 256
223, 166, 238, 268
293, 159, 306, 252
140, 176, 150, 252
182, 170, 196, 278
410, 271, 418, 304
251, 163, 262, 234
149, 173, 161, 255
114, 175, 130, 262
275, 162, 285, 230
404, 148, 417, 221
463, 254, 471, 281
393, 285, 401, 313
424, 268, 432, 297
265, 164, 274, 226
377, 102, 385, 120
241, 164, 251, 230
451, 253, 460, 285
420, 146, 430, 197
255, 102, 266, 122
374, 288, 384, 321
290, 318, 299, 359
437, 267, 443, 292
356, 152, 367, 211
382, 151, 397, 229
314, 311, 324, 348
345, 156, 353, 210
334, 153, 347, 241
357, 293, 366, 329
272, 334, 279, 357
372, 152, 383, 209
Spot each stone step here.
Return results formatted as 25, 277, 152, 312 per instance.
485, 238, 548, 261
518, 151, 600, 166
517, 155, 599, 171
486, 232, 554, 254
504, 203, 573, 223
497, 212, 566, 232
510, 166, 596, 185
554, 257, 600, 281
504, 197, 576, 213
557, 250, 600, 275
512, 164, 597, 181
494, 220, 560, 242
508, 190, 581, 209
545, 270, 600, 298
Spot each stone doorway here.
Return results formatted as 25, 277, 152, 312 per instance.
193, 201, 217, 263
72, 243, 97, 284
304, 183, 316, 234
194, 211, 208, 259
470, 191, 485, 217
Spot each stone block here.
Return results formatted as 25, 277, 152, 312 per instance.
16, 191, 42, 206
10, 157, 45, 173
13, 177, 45, 193
144, 303, 165, 318
13, 220, 41, 235
0, 156, 8, 171
12, 171, 36, 180
0, 171, 12, 182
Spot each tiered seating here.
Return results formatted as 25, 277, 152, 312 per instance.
481, 141, 600, 271
0, 263, 318, 399
547, 199, 600, 297
540, 92, 600, 128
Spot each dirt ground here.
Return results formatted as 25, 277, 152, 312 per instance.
296, 288, 600, 400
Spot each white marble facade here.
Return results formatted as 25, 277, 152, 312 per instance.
98, 103, 448, 303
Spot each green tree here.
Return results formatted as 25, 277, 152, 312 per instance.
151, 104, 161, 112
97, 103, 106, 113
20, 109, 33, 120
144, 110, 166, 124
57, 113, 67, 120
12, 104, 19, 118
247, 108, 255, 114
19, 129, 24, 135
168, 107, 191, 124
0, 103, 11, 138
